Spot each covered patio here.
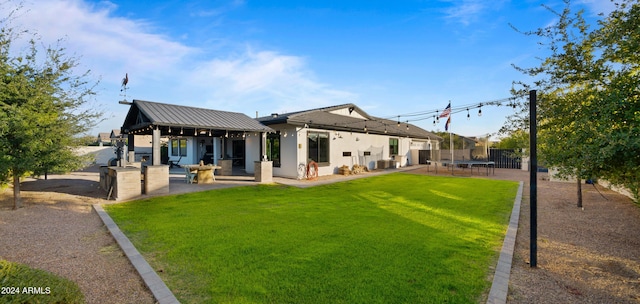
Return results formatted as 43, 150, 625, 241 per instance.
101, 99, 274, 200
120, 99, 273, 169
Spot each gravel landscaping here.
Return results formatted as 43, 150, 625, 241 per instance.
1, 165, 638, 303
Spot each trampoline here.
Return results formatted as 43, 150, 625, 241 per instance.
436, 160, 496, 176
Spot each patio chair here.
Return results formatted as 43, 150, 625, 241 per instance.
184, 166, 196, 184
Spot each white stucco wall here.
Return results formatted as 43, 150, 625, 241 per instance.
244, 134, 261, 174
167, 137, 196, 165
266, 124, 437, 178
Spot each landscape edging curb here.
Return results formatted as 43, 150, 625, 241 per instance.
93, 204, 180, 304
487, 181, 524, 304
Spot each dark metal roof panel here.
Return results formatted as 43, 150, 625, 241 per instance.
133, 99, 272, 132
258, 103, 442, 140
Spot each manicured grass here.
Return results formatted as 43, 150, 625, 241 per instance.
106, 173, 518, 303
0, 259, 85, 304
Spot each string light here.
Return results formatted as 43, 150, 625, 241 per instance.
180, 127, 183, 135
478, 103, 483, 117
467, 108, 470, 120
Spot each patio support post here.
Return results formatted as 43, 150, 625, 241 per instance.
152, 127, 161, 165
127, 133, 135, 166
261, 132, 266, 161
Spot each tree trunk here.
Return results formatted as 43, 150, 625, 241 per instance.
13, 174, 22, 210
577, 178, 583, 208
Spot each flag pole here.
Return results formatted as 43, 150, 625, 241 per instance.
450, 101, 454, 170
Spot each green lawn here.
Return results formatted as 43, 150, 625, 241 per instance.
0, 259, 85, 304
105, 173, 518, 304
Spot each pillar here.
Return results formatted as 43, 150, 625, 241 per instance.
127, 133, 135, 165
152, 128, 161, 165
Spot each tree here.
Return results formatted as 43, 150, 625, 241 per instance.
509, 0, 640, 205
496, 129, 529, 150
434, 132, 465, 150
0, 10, 102, 209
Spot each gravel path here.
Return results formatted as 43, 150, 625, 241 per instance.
1, 165, 638, 303
0, 170, 155, 304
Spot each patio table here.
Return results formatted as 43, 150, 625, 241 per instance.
186, 164, 222, 184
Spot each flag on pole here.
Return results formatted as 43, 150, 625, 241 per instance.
445, 116, 451, 131
439, 102, 451, 118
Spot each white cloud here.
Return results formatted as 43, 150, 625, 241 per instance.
441, 0, 509, 26
443, 0, 485, 26
185, 49, 358, 113
1, 0, 358, 132
577, 0, 617, 16
2, 0, 196, 84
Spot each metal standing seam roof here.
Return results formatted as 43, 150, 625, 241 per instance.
130, 99, 273, 132
258, 103, 442, 141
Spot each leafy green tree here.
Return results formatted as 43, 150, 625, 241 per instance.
496, 129, 529, 150
588, 1, 640, 200
434, 132, 465, 150
509, 0, 639, 205
0, 11, 102, 209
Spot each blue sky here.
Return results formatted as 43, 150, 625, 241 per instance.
3, 0, 615, 138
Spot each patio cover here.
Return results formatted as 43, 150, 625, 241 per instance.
122, 99, 273, 136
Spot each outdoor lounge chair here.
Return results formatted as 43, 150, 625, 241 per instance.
184, 166, 197, 184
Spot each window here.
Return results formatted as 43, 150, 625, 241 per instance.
266, 132, 281, 167
171, 139, 188, 157
389, 138, 399, 155
343, 152, 352, 157
308, 132, 329, 164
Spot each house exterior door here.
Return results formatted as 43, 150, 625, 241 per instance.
232, 140, 245, 168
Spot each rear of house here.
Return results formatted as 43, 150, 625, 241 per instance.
258, 104, 442, 178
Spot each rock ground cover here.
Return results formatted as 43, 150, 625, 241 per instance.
0, 165, 638, 303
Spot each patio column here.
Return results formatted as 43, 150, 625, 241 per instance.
152, 127, 161, 165
127, 133, 135, 165
261, 132, 266, 161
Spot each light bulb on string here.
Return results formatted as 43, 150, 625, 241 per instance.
467, 108, 470, 120
478, 103, 483, 116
